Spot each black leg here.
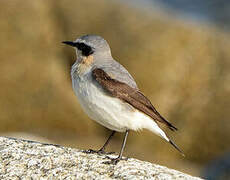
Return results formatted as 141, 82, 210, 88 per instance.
117, 130, 129, 159
98, 131, 115, 153
83, 131, 116, 154
104, 129, 129, 165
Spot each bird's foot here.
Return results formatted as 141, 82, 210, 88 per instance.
82, 149, 98, 154
103, 156, 128, 165
82, 149, 115, 155
97, 149, 115, 155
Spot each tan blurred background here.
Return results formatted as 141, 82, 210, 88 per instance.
1, 0, 230, 177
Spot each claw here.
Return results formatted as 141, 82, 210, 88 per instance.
97, 149, 115, 155
103, 158, 120, 165
103, 156, 128, 165
82, 149, 115, 155
82, 149, 98, 154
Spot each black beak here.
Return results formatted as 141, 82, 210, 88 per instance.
62, 41, 76, 47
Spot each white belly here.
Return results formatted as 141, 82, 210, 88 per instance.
72, 73, 147, 132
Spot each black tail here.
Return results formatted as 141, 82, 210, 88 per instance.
169, 139, 185, 157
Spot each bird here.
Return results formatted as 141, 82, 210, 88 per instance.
62, 34, 184, 164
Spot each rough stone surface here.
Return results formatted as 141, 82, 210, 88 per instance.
0, 137, 202, 179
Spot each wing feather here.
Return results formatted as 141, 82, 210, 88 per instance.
92, 68, 177, 131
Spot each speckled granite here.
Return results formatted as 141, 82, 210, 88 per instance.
0, 137, 202, 180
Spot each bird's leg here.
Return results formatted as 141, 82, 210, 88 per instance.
104, 129, 129, 165
84, 131, 116, 154
97, 131, 115, 154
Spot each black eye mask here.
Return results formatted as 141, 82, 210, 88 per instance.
76, 42, 94, 56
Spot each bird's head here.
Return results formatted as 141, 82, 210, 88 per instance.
62, 34, 111, 60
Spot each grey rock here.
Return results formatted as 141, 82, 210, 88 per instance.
0, 137, 202, 180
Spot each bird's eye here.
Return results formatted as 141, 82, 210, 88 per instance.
76, 43, 94, 56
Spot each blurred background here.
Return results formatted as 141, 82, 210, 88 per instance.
1, 0, 230, 179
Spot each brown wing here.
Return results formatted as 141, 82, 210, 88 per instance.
92, 68, 177, 131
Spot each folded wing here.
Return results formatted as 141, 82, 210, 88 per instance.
92, 68, 177, 131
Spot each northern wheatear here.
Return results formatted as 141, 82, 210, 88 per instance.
63, 35, 184, 164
